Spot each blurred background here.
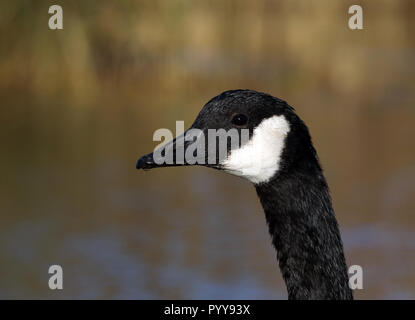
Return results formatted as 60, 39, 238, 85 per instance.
0, 0, 414, 299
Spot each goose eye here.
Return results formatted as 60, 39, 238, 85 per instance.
231, 114, 248, 126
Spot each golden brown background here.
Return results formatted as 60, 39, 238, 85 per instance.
0, 0, 414, 299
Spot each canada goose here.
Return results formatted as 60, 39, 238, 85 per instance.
136, 89, 353, 300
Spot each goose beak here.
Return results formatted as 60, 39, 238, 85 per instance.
136, 150, 188, 169
136, 152, 156, 170
136, 129, 203, 170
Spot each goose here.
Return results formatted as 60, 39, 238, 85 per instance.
136, 89, 353, 300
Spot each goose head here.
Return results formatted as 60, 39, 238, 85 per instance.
136, 89, 352, 300
136, 89, 316, 185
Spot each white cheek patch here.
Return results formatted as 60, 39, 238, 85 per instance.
221, 115, 290, 184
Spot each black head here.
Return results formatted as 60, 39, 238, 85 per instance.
136, 89, 320, 184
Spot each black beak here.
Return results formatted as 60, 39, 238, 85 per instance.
136, 129, 205, 170
136, 152, 157, 170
